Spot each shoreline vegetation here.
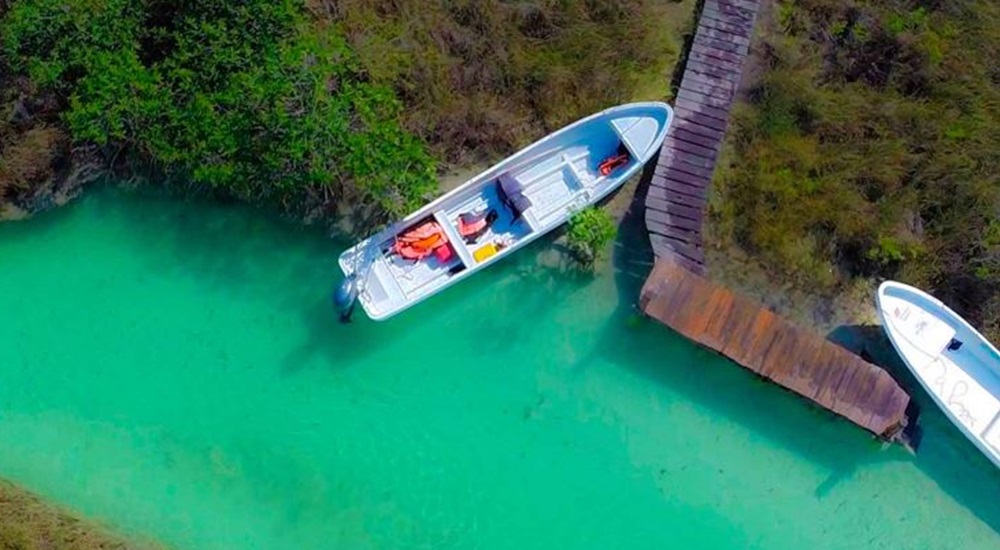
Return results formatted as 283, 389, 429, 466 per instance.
0, 0, 694, 546
0, 0, 691, 230
0, 480, 163, 550
709, 0, 1000, 340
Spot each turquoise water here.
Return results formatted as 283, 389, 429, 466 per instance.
1, 186, 999, 549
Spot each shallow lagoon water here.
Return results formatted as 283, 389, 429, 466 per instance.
1, 187, 999, 549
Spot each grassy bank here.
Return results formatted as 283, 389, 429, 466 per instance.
0, 480, 160, 550
1, 0, 694, 227
709, 0, 1000, 337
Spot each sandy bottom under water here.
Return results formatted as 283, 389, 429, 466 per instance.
0, 186, 998, 549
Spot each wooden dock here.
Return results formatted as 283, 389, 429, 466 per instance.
640, 259, 913, 439
646, 0, 763, 274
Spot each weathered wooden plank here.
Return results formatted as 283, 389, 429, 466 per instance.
742, 314, 781, 374
649, 234, 704, 265
665, 136, 719, 161
685, 286, 725, 339
677, 87, 735, 110
693, 32, 750, 56
703, 2, 756, 23
701, 7, 753, 28
646, 219, 701, 245
680, 78, 734, 101
658, 145, 717, 170
646, 185, 707, 209
646, 196, 703, 219
658, 154, 714, 181
727, 308, 769, 366
699, 14, 755, 39
674, 119, 726, 142
656, 165, 710, 188
658, 249, 706, 275
674, 108, 729, 132
800, 343, 833, 398
647, 208, 702, 232
672, 127, 723, 150
663, 178, 709, 200
658, 154, 715, 180
760, 328, 797, 378
696, 26, 751, 49
814, 359, 852, 407
689, 48, 746, 73
665, 201, 704, 221
702, 291, 738, 350
673, 97, 732, 122
715, 0, 761, 15
685, 59, 743, 84
718, 301, 762, 363
684, 71, 738, 95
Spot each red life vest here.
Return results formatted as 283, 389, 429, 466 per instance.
459, 215, 489, 237
393, 221, 448, 260
599, 153, 629, 176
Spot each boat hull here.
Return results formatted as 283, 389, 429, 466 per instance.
339, 102, 672, 320
877, 281, 1000, 469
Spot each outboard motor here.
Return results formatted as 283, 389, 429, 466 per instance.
333, 274, 359, 323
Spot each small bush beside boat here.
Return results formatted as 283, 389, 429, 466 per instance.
567, 207, 617, 267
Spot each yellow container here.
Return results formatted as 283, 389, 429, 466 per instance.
473, 243, 499, 263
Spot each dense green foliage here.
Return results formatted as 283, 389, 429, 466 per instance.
1, 0, 687, 222
567, 206, 617, 266
1, 0, 437, 219
328, 0, 688, 165
711, 0, 1000, 335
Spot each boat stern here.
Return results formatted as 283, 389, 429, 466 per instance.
337, 240, 398, 321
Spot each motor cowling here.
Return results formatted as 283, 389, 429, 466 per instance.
333, 274, 359, 323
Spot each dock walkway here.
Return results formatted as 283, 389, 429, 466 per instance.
646, 0, 762, 274
640, 260, 912, 439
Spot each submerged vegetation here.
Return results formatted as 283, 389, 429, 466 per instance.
0, 480, 159, 550
0, 0, 688, 224
568, 206, 618, 266
710, 0, 1000, 336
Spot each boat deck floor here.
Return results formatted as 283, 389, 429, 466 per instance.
385, 183, 532, 298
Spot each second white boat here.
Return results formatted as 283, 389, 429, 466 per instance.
877, 281, 1000, 469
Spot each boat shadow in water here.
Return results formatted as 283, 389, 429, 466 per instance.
80, 185, 386, 372
829, 323, 1000, 532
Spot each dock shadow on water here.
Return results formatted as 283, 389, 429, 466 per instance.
591, 160, 1000, 533
586, 166, 923, 497
829, 324, 1000, 533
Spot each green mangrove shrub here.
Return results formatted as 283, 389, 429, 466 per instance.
567, 207, 617, 266
1, 0, 437, 219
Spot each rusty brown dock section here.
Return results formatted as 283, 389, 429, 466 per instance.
640, 260, 912, 439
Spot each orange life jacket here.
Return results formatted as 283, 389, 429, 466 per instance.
393, 221, 448, 260
599, 153, 629, 176
395, 243, 433, 260
397, 221, 444, 243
